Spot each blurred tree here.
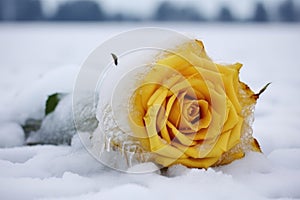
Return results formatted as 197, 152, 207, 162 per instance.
0, 0, 2, 20
181, 7, 205, 21
15, 0, 43, 21
0, 0, 43, 21
252, 2, 268, 22
278, 0, 297, 22
0, 0, 16, 21
54, 1, 105, 21
217, 5, 234, 22
154, 2, 179, 21
108, 13, 140, 22
154, 1, 204, 21
110, 13, 125, 21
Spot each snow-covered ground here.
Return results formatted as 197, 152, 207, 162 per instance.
0, 23, 300, 200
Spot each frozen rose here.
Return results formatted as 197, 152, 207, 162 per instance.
129, 40, 262, 168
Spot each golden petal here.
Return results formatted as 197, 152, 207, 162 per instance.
160, 125, 171, 144
222, 98, 240, 133
227, 118, 243, 150
155, 155, 219, 168
251, 138, 262, 153
167, 121, 197, 146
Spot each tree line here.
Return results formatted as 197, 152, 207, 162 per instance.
0, 0, 299, 22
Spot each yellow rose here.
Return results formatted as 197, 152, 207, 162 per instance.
128, 40, 262, 168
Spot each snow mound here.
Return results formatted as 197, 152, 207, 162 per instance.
0, 123, 24, 148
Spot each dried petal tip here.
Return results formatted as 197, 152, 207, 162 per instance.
251, 138, 262, 153
253, 82, 271, 100
111, 53, 118, 66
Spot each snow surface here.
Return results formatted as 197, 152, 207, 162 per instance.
0, 23, 300, 199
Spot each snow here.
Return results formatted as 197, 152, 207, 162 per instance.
0, 23, 300, 199
0, 123, 24, 148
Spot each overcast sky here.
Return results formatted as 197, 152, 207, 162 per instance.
41, 0, 294, 19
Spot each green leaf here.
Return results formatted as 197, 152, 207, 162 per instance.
45, 93, 62, 116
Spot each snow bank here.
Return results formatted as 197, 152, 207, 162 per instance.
1, 144, 299, 200
0, 65, 79, 147
0, 123, 24, 148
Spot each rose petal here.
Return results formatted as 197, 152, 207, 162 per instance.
147, 87, 167, 108
144, 90, 187, 160
218, 63, 242, 113
167, 121, 197, 146
168, 96, 182, 128
227, 118, 243, 150
171, 74, 208, 100
197, 99, 211, 129
157, 54, 192, 75
155, 155, 219, 169
160, 125, 171, 144
222, 98, 240, 133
